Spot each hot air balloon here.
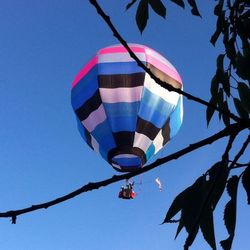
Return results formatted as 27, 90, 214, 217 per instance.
71, 44, 183, 173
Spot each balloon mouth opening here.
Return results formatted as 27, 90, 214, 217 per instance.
111, 153, 143, 172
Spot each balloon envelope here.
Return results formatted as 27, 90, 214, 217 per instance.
71, 44, 183, 172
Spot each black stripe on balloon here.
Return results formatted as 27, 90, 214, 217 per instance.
75, 90, 102, 121
107, 146, 146, 167
84, 129, 93, 150
112, 164, 142, 173
98, 72, 145, 88
162, 118, 170, 145
113, 131, 134, 147
136, 117, 160, 140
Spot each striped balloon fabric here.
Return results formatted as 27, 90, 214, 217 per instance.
71, 44, 183, 172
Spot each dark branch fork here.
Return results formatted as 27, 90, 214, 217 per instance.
229, 134, 250, 170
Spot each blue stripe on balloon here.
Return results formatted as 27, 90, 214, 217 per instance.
169, 97, 183, 138
138, 88, 175, 128
108, 116, 136, 132
104, 102, 139, 116
138, 103, 167, 128
103, 102, 139, 132
142, 88, 175, 115
91, 119, 116, 157
114, 157, 142, 167
71, 65, 99, 109
98, 61, 145, 75
145, 143, 155, 160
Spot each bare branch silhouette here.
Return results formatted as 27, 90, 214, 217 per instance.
229, 134, 250, 170
0, 122, 247, 220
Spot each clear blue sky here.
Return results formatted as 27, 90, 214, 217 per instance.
0, 1, 249, 249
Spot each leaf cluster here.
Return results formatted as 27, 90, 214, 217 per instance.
126, 0, 200, 33
163, 159, 250, 250
162, 162, 228, 249
207, 0, 250, 125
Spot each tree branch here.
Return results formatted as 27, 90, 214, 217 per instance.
222, 132, 238, 162
229, 134, 250, 170
89, 0, 245, 123
230, 161, 250, 170
0, 122, 247, 220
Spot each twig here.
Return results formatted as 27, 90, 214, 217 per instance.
230, 161, 250, 169
222, 132, 238, 162
229, 134, 250, 170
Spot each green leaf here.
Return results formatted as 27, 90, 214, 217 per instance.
215, 54, 230, 97
148, 0, 166, 18
170, 0, 185, 8
220, 176, 239, 250
163, 176, 207, 245
220, 237, 233, 250
222, 101, 230, 126
206, 96, 217, 126
215, 69, 230, 97
207, 162, 229, 210
236, 16, 250, 40
214, 0, 224, 16
242, 38, 250, 59
182, 176, 207, 248
222, 72, 230, 97
126, 0, 137, 10
162, 190, 184, 223
238, 82, 250, 113
184, 225, 199, 250
175, 217, 184, 239
242, 166, 250, 204
210, 11, 225, 46
164, 162, 229, 249
210, 74, 219, 97
241, 10, 250, 19
136, 0, 149, 33
223, 25, 229, 47
200, 207, 216, 250
233, 98, 249, 119
211, 29, 222, 46
197, 162, 228, 249
187, 0, 201, 16
225, 38, 236, 67
236, 51, 249, 80
217, 54, 225, 71
182, 176, 207, 233
218, 88, 224, 120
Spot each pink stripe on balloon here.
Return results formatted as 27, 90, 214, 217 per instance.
82, 105, 106, 132
98, 45, 145, 55
100, 86, 142, 103
146, 55, 182, 83
72, 56, 98, 88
